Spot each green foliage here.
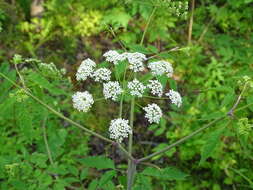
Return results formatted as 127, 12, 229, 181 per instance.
0, 0, 253, 189
141, 167, 188, 180
200, 126, 226, 165
78, 156, 115, 170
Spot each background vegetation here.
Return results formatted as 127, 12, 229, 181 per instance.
0, 0, 253, 189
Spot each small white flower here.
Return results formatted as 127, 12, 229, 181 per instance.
143, 103, 163, 124
147, 80, 163, 97
127, 52, 146, 72
76, 58, 96, 81
72, 91, 94, 112
109, 118, 132, 143
165, 90, 182, 107
92, 68, 111, 82
103, 81, 123, 101
103, 50, 125, 65
127, 79, 146, 97
148, 60, 173, 77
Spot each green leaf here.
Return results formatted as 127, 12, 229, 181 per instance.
142, 167, 188, 180
154, 118, 166, 136
88, 179, 99, 190
115, 61, 127, 81
246, 95, 253, 112
103, 8, 131, 28
139, 73, 153, 82
30, 153, 48, 168
78, 156, 115, 170
27, 73, 66, 95
98, 170, 116, 187
126, 44, 151, 54
168, 78, 177, 90
133, 174, 152, 190
157, 75, 168, 87
220, 91, 235, 107
17, 102, 33, 141
152, 143, 176, 160
200, 112, 225, 120
80, 168, 89, 180
199, 127, 225, 165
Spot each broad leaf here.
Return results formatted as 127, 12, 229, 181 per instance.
142, 167, 188, 180
78, 156, 115, 170
199, 127, 225, 165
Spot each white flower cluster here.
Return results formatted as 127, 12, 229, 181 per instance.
93, 68, 111, 82
127, 79, 146, 97
103, 50, 125, 65
103, 81, 123, 101
38, 62, 63, 79
127, 52, 146, 72
103, 50, 146, 72
76, 58, 96, 81
147, 80, 163, 97
72, 91, 94, 112
143, 103, 163, 124
148, 60, 173, 77
165, 90, 182, 107
109, 118, 132, 143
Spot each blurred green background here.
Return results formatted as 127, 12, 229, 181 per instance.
0, 0, 253, 189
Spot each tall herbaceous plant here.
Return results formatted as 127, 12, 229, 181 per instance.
72, 50, 182, 188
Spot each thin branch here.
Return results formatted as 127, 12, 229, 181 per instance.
137, 116, 226, 162
227, 82, 249, 117
0, 72, 133, 161
109, 27, 127, 51
117, 143, 134, 161
140, 7, 157, 45
197, 4, 227, 43
14, 64, 27, 89
147, 46, 180, 60
42, 116, 54, 166
187, 0, 195, 45
143, 95, 169, 100
229, 167, 253, 186
138, 81, 249, 163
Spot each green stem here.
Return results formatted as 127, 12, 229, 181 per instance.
140, 7, 157, 45
117, 142, 134, 161
235, 103, 253, 113
0, 72, 133, 161
119, 63, 128, 118
138, 116, 226, 162
227, 82, 249, 116
229, 167, 253, 186
143, 95, 169, 100
127, 161, 137, 190
14, 64, 27, 89
127, 96, 135, 189
138, 81, 250, 163
109, 27, 127, 51
42, 116, 54, 166
119, 94, 124, 118
187, 0, 195, 45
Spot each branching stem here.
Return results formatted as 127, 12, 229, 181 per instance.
138, 81, 249, 162
0, 72, 134, 161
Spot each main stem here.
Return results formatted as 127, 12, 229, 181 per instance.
127, 97, 135, 190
